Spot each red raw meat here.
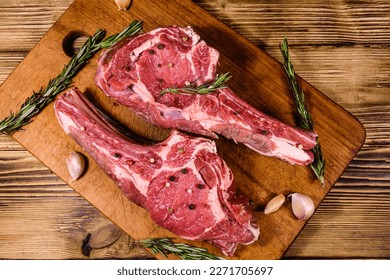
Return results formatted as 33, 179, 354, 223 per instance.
95, 26, 318, 165
54, 88, 259, 256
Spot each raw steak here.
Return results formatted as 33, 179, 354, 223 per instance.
95, 26, 318, 165
54, 88, 259, 256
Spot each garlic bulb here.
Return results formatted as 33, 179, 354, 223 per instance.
114, 0, 131, 11
289, 193, 315, 220
264, 194, 286, 215
66, 151, 85, 181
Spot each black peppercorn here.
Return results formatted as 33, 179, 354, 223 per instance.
169, 176, 176, 181
197, 184, 204, 189
188, 204, 196, 210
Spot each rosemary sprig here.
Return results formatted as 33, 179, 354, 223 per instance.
279, 37, 325, 186
96, 20, 143, 50
0, 20, 143, 135
161, 72, 232, 95
140, 238, 224, 260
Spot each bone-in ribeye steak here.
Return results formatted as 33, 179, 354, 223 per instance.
54, 88, 259, 256
95, 26, 318, 165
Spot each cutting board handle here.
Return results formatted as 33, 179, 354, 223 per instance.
62, 30, 89, 57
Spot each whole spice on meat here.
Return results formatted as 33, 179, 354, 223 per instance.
289, 193, 315, 220
66, 151, 85, 181
264, 194, 286, 215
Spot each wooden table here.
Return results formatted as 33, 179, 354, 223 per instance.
0, 0, 389, 259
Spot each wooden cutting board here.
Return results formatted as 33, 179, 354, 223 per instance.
0, 0, 365, 259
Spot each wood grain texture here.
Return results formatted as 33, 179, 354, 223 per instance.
0, 0, 389, 259
4, 0, 360, 260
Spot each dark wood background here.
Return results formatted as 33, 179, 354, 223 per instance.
0, 0, 389, 259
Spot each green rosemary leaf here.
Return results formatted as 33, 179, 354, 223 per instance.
140, 237, 223, 260
279, 37, 325, 186
310, 143, 325, 186
0, 20, 143, 135
96, 20, 143, 50
161, 72, 232, 96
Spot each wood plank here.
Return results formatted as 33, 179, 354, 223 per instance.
0, 0, 74, 51
1, 0, 389, 259
285, 189, 390, 258
194, 0, 390, 109
194, 0, 390, 46
287, 105, 390, 258
264, 45, 390, 110
0, 196, 152, 259
0, 0, 365, 260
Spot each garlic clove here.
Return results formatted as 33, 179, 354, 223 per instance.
114, 0, 131, 11
66, 151, 86, 181
264, 194, 286, 215
289, 193, 315, 220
